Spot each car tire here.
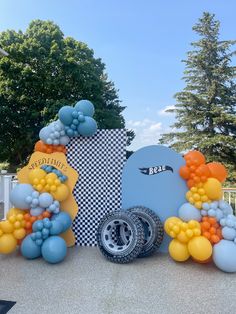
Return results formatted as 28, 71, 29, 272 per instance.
96, 211, 145, 264
120, 206, 164, 257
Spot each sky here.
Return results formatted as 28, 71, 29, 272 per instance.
0, 0, 236, 150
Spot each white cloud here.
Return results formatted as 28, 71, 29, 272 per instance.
127, 119, 163, 151
158, 105, 175, 116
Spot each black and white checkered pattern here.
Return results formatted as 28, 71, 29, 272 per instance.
66, 129, 126, 246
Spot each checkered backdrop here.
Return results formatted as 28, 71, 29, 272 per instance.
66, 129, 126, 246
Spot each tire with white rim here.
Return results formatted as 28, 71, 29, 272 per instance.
120, 207, 164, 257
96, 211, 145, 264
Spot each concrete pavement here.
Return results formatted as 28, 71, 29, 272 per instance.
0, 247, 236, 314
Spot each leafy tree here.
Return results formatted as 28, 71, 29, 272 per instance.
0, 20, 133, 168
159, 12, 236, 184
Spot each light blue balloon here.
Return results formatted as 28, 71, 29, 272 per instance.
38, 193, 53, 208
213, 240, 236, 272
58, 106, 74, 126
178, 202, 201, 222
202, 202, 210, 210
75, 100, 95, 117
220, 218, 226, 227
222, 226, 236, 241
215, 209, 224, 221
77, 116, 97, 136
218, 200, 233, 215
52, 211, 72, 232
49, 220, 64, 235
210, 201, 218, 210
10, 184, 34, 209
226, 218, 235, 228
41, 236, 67, 264
39, 126, 52, 142
30, 207, 44, 216
21, 235, 42, 259
208, 209, 216, 217
201, 210, 207, 216
53, 120, 64, 131
59, 135, 70, 145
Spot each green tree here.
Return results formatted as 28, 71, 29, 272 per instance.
159, 12, 236, 184
0, 20, 133, 168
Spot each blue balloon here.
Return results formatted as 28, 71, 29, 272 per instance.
178, 203, 201, 222
41, 236, 67, 264
39, 126, 52, 143
75, 100, 95, 117
21, 235, 42, 259
222, 226, 236, 241
52, 211, 72, 232
32, 220, 44, 232
218, 200, 233, 215
30, 207, 44, 216
77, 116, 97, 136
49, 220, 64, 235
10, 184, 34, 209
213, 240, 236, 272
201, 200, 233, 222
59, 135, 70, 145
43, 218, 52, 229
38, 193, 53, 208
58, 106, 74, 126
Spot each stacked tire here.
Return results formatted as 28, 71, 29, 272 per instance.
96, 207, 164, 264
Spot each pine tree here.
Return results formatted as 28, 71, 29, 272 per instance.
159, 12, 236, 184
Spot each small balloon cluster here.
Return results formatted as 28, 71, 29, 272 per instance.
0, 99, 96, 264
35, 99, 97, 152
166, 150, 236, 272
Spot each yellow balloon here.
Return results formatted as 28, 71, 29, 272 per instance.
0, 220, 14, 233
164, 217, 181, 236
188, 236, 212, 261
203, 178, 222, 200
51, 184, 70, 201
0, 234, 17, 254
13, 228, 26, 240
169, 239, 190, 262
46, 172, 58, 181
7, 208, 23, 219
28, 168, 46, 184
177, 231, 189, 243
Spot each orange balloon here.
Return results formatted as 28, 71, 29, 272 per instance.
34, 140, 67, 154
200, 216, 222, 244
179, 166, 190, 180
207, 162, 227, 182
30, 216, 37, 223
184, 151, 206, 166
42, 211, 51, 218
195, 164, 211, 178
34, 140, 44, 151
187, 179, 195, 188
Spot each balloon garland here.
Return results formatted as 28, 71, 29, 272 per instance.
165, 150, 236, 272
0, 100, 97, 263
0, 99, 235, 272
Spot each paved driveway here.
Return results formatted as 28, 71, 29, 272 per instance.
0, 247, 236, 314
